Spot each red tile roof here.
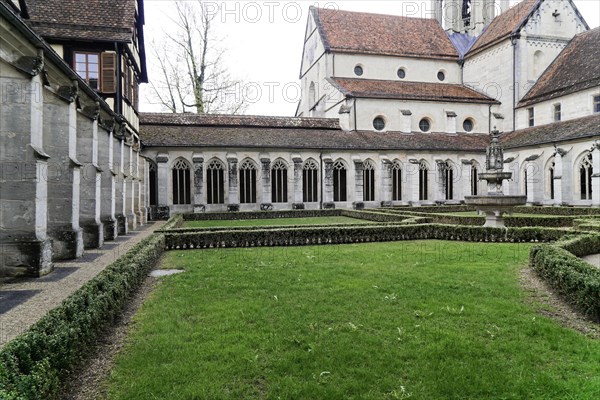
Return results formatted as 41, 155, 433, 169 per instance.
501, 114, 600, 148
140, 113, 490, 152
25, 0, 137, 42
518, 27, 600, 108
312, 7, 459, 60
329, 78, 499, 104
467, 0, 539, 56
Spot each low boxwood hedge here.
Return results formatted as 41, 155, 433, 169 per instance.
0, 228, 167, 400
573, 218, 600, 233
530, 241, 600, 322
182, 209, 342, 221
515, 206, 600, 216
340, 210, 410, 223
164, 224, 569, 250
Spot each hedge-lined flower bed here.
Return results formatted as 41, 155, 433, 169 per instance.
530, 234, 600, 322
164, 224, 569, 250
0, 227, 169, 400
182, 209, 342, 221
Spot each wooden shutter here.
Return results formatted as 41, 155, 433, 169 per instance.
100, 52, 116, 93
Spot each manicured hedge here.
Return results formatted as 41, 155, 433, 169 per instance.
530, 242, 600, 322
556, 233, 600, 258
383, 205, 476, 213
514, 206, 600, 216
182, 209, 342, 221
573, 218, 600, 233
0, 229, 168, 400
164, 224, 569, 250
340, 210, 410, 223
163, 222, 389, 234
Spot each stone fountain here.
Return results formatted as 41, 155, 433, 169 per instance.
464, 130, 527, 227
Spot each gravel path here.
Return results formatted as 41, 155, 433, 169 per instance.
0, 221, 166, 348
582, 253, 600, 269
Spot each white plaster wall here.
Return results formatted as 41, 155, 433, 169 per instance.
352, 98, 492, 133
516, 87, 600, 129
333, 54, 461, 84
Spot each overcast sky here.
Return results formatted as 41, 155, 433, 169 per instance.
141, 0, 600, 116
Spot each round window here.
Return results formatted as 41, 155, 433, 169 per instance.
437, 71, 445, 81
354, 65, 364, 76
373, 117, 386, 131
463, 118, 474, 132
397, 68, 406, 79
419, 118, 431, 132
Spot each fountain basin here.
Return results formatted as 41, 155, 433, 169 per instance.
464, 195, 527, 228
478, 172, 513, 183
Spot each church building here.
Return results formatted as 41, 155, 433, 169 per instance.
0, 0, 599, 277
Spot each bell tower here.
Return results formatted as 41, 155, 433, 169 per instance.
431, 0, 500, 35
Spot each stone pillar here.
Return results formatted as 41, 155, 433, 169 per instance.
435, 161, 446, 202
260, 157, 271, 206
381, 159, 392, 205
591, 144, 600, 207
323, 157, 334, 204
76, 111, 103, 248
137, 154, 147, 224
354, 159, 364, 203
156, 153, 171, 219
44, 85, 83, 260
0, 60, 53, 277
525, 156, 543, 205
124, 143, 137, 230
114, 136, 127, 234
461, 160, 472, 200
192, 154, 205, 212
292, 156, 304, 207
99, 125, 117, 240
227, 155, 239, 207
132, 146, 144, 226
408, 160, 421, 205
553, 152, 563, 206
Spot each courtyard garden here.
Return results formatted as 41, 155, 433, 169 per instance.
1, 206, 599, 400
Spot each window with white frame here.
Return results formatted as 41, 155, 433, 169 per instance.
392, 161, 402, 201
579, 153, 593, 200
333, 161, 347, 202
471, 164, 479, 196
553, 103, 561, 122
419, 161, 429, 201
363, 161, 375, 202
548, 160, 555, 200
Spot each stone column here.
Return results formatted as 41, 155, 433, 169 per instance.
354, 159, 364, 203
260, 157, 271, 206
114, 136, 127, 234
434, 161, 446, 202
99, 124, 116, 240
591, 143, 600, 207
0, 59, 53, 277
461, 160, 473, 200
192, 154, 205, 212
292, 156, 304, 208
408, 160, 421, 205
323, 157, 334, 204
227, 154, 239, 207
44, 84, 83, 260
381, 159, 392, 205
124, 143, 137, 230
76, 110, 103, 248
137, 154, 147, 224
132, 146, 144, 226
552, 151, 563, 206
156, 153, 170, 219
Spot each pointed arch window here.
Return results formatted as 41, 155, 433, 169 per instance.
419, 162, 429, 201
548, 161, 555, 200
271, 160, 288, 203
172, 159, 191, 205
239, 160, 257, 204
392, 161, 402, 201
363, 161, 376, 201
470, 164, 479, 196
207, 160, 225, 204
149, 162, 158, 206
333, 161, 347, 202
441, 162, 454, 200
303, 160, 319, 203
580, 153, 593, 200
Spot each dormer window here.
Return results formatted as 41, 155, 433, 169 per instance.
74, 52, 99, 90
528, 107, 535, 127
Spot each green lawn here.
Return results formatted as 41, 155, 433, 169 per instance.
107, 241, 600, 399
184, 216, 371, 228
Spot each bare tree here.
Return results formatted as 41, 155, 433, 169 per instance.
149, 1, 247, 114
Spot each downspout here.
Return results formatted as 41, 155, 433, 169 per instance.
319, 152, 323, 209
488, 104, 492, 133
353, 97, 357, 131
511, 35, 518, 131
